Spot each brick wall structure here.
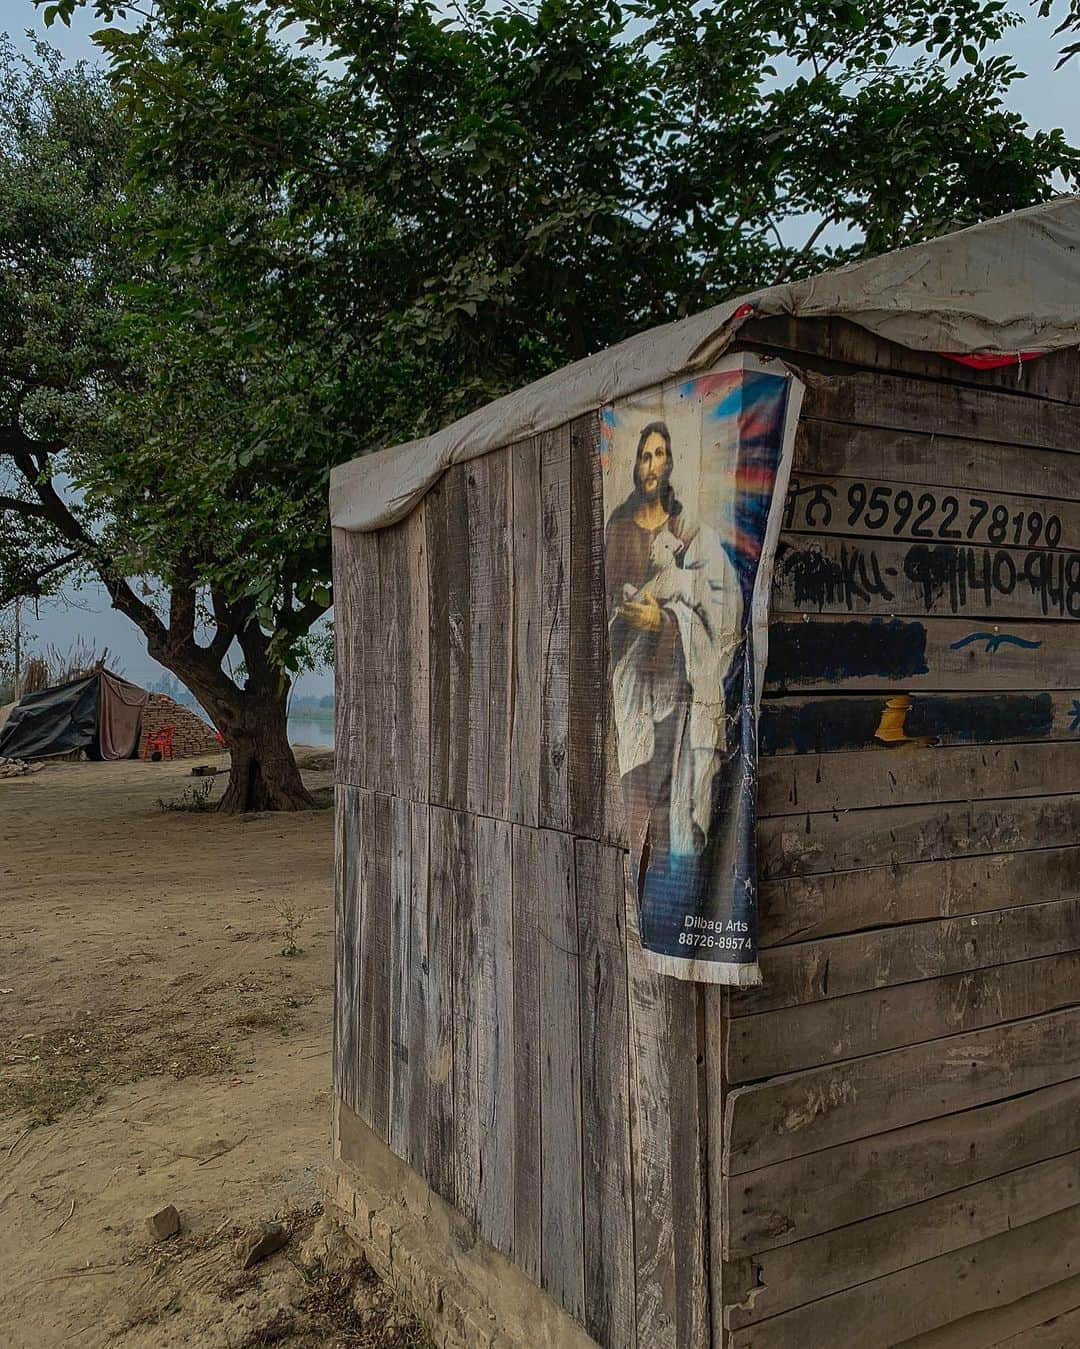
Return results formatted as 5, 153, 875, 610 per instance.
138, 693, 222, 760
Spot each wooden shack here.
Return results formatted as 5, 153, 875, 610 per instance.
326, 199, 1080, 1347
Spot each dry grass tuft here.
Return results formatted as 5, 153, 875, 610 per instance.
234, 1005, 292, 1035
1, 1013, 236, 1126
157, 779, 219, 813
287, 1255, 431, 1348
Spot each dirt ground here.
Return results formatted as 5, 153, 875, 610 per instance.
0, 751, 426, 1349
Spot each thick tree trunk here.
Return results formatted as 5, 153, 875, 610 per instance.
213, 688, 314, 813
156, 643, 314, 813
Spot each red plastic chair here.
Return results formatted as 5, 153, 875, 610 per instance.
143, 726, 176, 761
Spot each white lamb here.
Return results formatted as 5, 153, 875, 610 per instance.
621, 525, 696, 609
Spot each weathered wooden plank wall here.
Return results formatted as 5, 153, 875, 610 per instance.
332, 316, 1080, 1347
333, 413, 711, 1347
718, 316, 1080, 1348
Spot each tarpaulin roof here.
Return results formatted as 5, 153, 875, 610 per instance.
0, 670, 148, 761
331, 195, 1080, 533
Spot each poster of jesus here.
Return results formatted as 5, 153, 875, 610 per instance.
600, 351, 803, 984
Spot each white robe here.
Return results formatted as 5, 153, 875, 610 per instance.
611, 520, 743, 856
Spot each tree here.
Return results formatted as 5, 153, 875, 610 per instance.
1037, 0, 1080, 64
49, 0, 1078, 425
0, 41, 321, 808
9, 0, 1079, 812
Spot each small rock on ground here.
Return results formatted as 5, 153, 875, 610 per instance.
235, 1221, 290, 1269
146, 1204, 181, 1241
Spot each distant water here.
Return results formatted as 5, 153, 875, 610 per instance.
288, 712, 334, 748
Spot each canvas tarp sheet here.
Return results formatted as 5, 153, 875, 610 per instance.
331, 195, 1080, 532
98, 671, 149, 760
0, 673, 101, 760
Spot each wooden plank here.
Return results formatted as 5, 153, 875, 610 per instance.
367, 790, 393, 1141
782, 471, 1080, 550
625, 894, 678, 1349
449, 806, 479, 1225
424, 805, 457, 1202
828, 316, 1080, 405
425, 479, 451, 805
703, 984, 727, 1349
759, 688, 1080, 757
486, 450, 513, 818
993, 1303, 1080, 1349
388, 794, 412, 1158
668, 982, 710, 1348
724, 1074, 1080, 1256
576, 839, 636, 1349
742, 314, 1080, 404
726, 1149, 1080, 1329
333, 785, 360, 1112
466, 456, 493, 817
797, 418, 1080, 502
569, 413, 607, 841
511, 823, 542, 1281
350, 530, 384, 790
727, 1204, 1080, 1349
445, 463, 472, 811
404, 800, 430, 1176
735, 897, 1080, 1016
727, 949, 1080, 1081
773, 531, 1080, 622
911, 1277, 1080, 1348
367, 531, 391, 794
801, 369, 1080, 452
758, 791, 1080, 879
725, 1006, 1080, 1173
539, 424, 572, 831
602, 691, 628, 849
538, 827, 584, 1319
473, 815, 515, 1258
378, 525, 408, 798
509, 438, 543, 827
759, 844, 1080, 947
331, 529, 364, 787
765, 613, 1079, 693
354, 786, 377, 1125
760, 739, 1080, 816
405, 504, 431, 802
826, 315, 1080, 405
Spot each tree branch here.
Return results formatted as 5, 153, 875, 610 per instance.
0, 549, 81, 607
8, 440, 170, 646
0, 495, 47, 516
772, 213, 838, 284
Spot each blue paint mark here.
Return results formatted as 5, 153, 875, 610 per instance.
950, 632, 1043, 654
601, 408, 617, 427
1070, 700, 1080, 733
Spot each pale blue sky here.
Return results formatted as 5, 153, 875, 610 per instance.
5, 0, 1079, 695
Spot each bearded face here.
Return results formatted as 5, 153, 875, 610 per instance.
635, 430, 671, 503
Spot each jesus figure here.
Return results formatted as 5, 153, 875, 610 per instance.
604, 420, 743, 876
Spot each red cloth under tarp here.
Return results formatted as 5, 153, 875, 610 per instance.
939, 351, 1043, 370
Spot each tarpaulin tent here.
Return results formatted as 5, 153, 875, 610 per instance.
0, 670, 149, 761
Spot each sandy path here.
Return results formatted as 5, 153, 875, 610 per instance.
0, 753, 397, 1348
